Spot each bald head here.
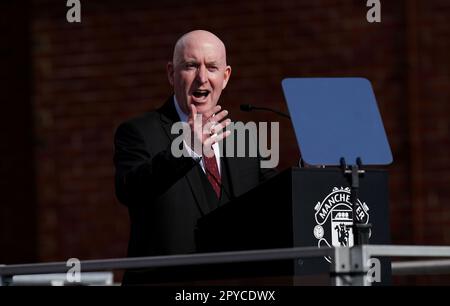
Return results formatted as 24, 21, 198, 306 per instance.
167, 30, 231, 115
172, 30, 227, 66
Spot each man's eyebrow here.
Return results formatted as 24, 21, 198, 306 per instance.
178, 59, 222, 66
181, 59, 198, 64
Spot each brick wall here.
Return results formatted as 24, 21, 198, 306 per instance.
412, 0, 450, 245
1, 0, 449, 284
0, 0, 36, 264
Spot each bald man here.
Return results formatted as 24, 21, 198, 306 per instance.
114, 30, 275, 284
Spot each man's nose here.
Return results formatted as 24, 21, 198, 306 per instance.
196, 65, 208, 84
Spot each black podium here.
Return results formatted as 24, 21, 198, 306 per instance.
196, 167, 391, 285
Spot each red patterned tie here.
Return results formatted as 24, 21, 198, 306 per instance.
203, 153, 221, 198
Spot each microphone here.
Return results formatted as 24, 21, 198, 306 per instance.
239, 104, 253, 112
240, 104, 290, 119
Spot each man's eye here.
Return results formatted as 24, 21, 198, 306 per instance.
185, 63, 197, 69
207, 66, 218, 72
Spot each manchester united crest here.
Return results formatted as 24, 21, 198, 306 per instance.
313, 187, 370, 262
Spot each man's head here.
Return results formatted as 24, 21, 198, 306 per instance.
167, 30, 232, 116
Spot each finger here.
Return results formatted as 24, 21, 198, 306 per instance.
211, 130, 231, 144
204, 105, 222, 122
190, 104, 197, 118
213, 104, 221, 113
209, 110, 229, 125
210, 119, 231, 135
189, 104, 205, 145
202, 120, 215, 137
204, 127, 231, 147
202, 117, 229, 137
188, 104, 196, 125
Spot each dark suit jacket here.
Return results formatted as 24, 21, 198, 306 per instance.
114, 97, 275, 283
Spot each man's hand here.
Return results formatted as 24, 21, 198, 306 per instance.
187, 104, 231, 157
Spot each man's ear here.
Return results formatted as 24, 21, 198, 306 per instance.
222, 65, 232, 89
167, 62, 174, 86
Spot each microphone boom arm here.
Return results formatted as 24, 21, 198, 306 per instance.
252, 106, 290, 119
240, 104, 290, 119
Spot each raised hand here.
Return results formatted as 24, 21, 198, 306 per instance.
187, 104, 231, 157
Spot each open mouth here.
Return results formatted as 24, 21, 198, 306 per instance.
192, 89, 210, 99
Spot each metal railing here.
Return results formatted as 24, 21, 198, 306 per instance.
2, 245, 450, 286
0, 247, 332, 286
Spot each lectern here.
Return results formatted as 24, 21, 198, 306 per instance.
196, 167, 391, 284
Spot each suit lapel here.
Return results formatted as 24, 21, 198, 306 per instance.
221, 139, 239, 199
186, 167, 215, 215
223, 156, 239, 199
158, 97, 211, 216
159, 97, 181, 143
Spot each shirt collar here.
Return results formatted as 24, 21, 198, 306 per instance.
173, 95, 188, 123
